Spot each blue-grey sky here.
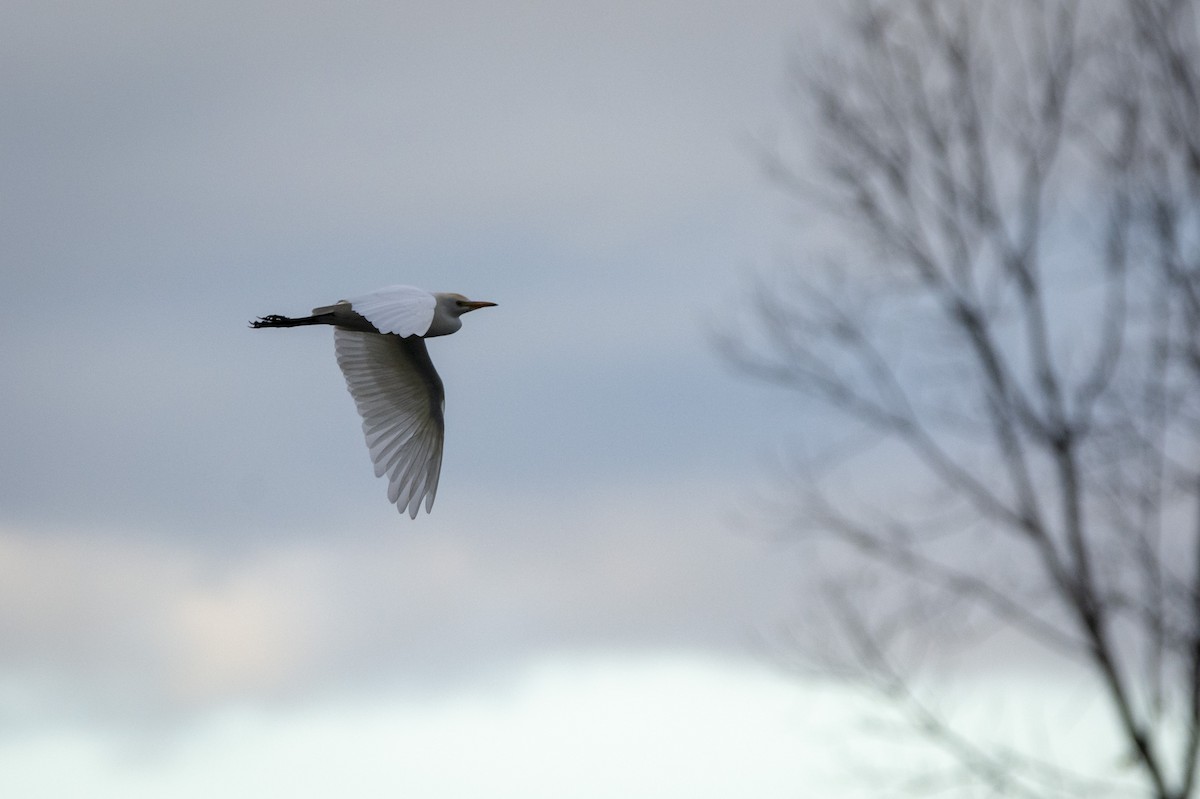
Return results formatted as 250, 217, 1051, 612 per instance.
0, 1, 857, 795
2, 0, 810, 533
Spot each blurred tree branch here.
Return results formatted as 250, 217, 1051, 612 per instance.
724, 1, 1200, 796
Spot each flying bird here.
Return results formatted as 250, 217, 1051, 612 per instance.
251, 284, 496, 518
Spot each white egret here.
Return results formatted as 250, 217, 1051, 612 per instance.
251, 284, 496, 518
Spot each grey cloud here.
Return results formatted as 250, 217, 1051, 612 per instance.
0, 479, 793, 725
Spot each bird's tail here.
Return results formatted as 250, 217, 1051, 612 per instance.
249, 312, 338, 329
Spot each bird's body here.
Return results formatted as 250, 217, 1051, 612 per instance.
251, 285, 496, 518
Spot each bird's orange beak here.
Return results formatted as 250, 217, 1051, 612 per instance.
461, 300, 497, 311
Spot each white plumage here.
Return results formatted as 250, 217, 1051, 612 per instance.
251, 284, 496, 517
342, 284, 436, 337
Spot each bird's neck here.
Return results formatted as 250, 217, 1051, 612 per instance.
424, 315, 463, 337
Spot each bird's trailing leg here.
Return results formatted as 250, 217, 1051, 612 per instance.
249, 313, 336, 329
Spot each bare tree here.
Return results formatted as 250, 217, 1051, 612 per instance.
724, 1, 1200, 796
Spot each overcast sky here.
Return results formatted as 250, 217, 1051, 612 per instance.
0, 1, 848, 795
0, 2, 1123, 797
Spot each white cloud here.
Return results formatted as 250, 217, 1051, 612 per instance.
0, 651, 1133, 799
0, 654, 849, 799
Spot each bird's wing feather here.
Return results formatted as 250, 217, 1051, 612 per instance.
344, 284, 437, 337
334, 329, 445, 518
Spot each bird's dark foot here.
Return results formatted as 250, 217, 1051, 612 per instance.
250, 314, 290, 328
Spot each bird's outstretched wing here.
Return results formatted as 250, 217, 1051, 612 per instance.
342, 285, 437, 337
334, 329, 445, 518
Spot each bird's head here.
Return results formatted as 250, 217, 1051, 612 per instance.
441, 293, 498, 316
427, 292, 497, 336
